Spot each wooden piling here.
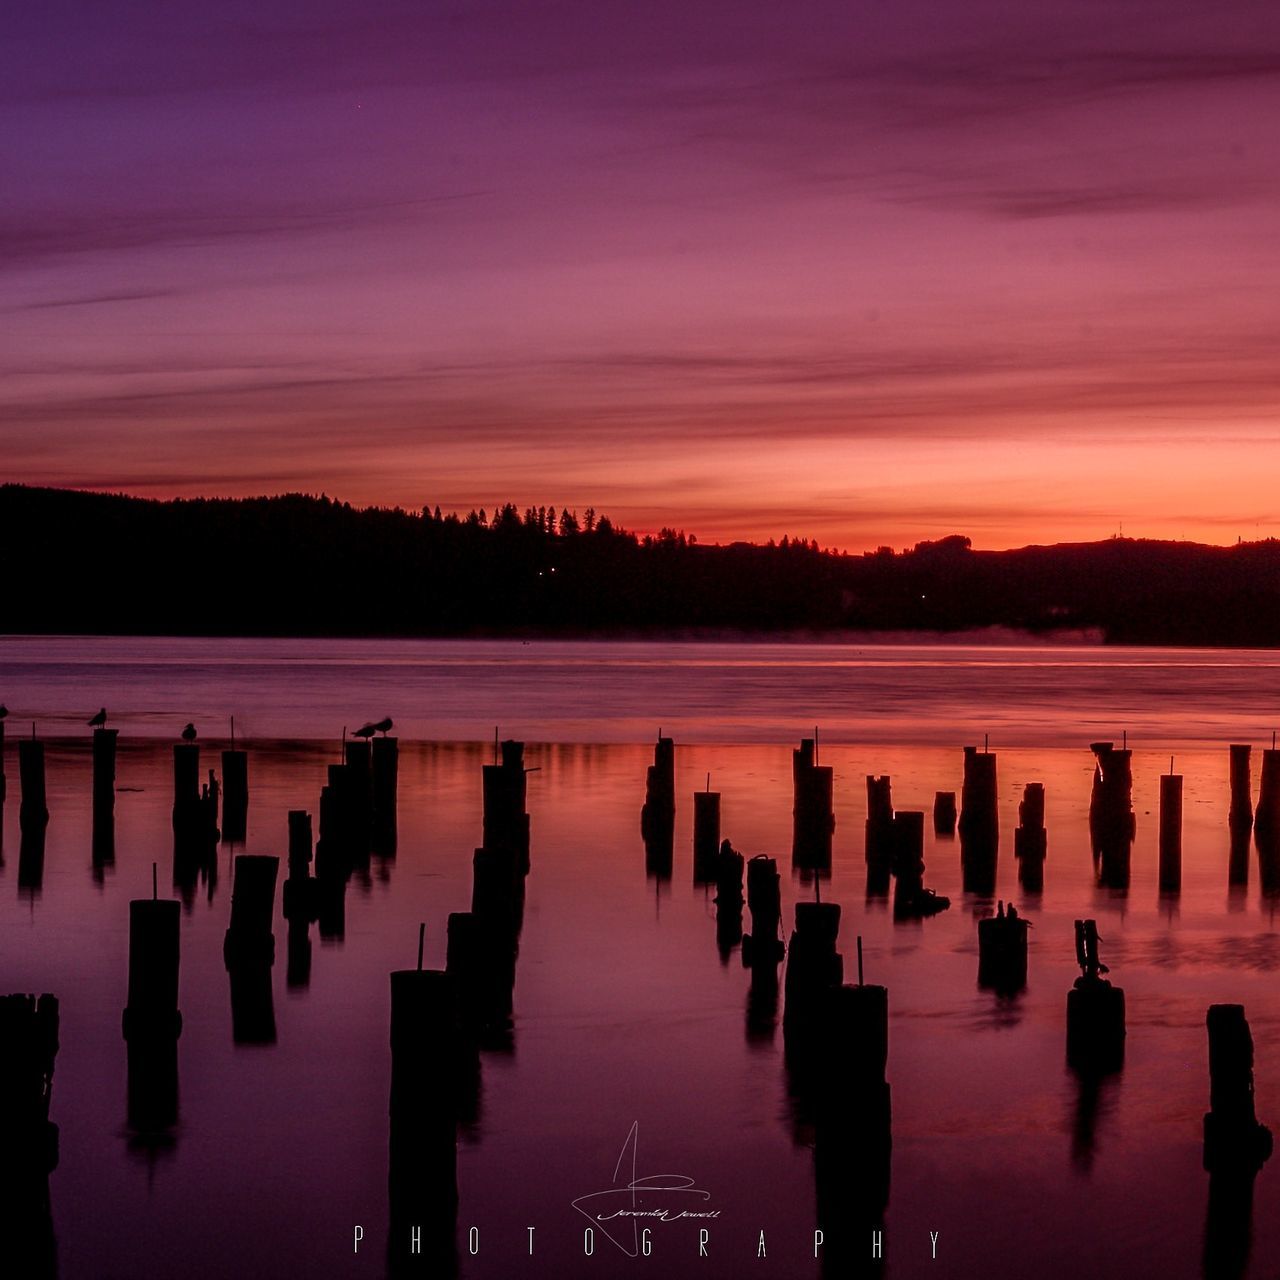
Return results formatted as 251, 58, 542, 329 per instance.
0, 993, 60, 1175
282, 809, 316, 922
783, 901, 843, 1057
1066, 919, 1125, 1072
792, 738, 835, 868
641, 734, 676, 842
1203, 1004, 1273, 1172
223, 854, 279, 969
977, 905, 1029, 991
932, 789, 957, 836
372, 735, 398, 854
92, 727, 117, 815
1014, 782, 1047, 891
172, 742, 199, 827
220, 747, 248, 842
743, 855, 784, 965
122, 897, 182, 1042
1229, 744, 1253, 832
1089, 743, 1135, 888
1159, 773, 1183, 892
483, 740, 531, 874
18, 738, 47, 831
693, 790, 721, 880
864, 775, 894, 875
959, 746, 998, 893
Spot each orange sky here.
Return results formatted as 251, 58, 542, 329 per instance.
5, 1, 1280, 551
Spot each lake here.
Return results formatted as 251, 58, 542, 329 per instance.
0, 637, 1277, 1279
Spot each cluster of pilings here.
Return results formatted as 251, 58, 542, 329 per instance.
281, 810, 319, 987
123, 873, 182, 1148
0, 992, 60, 1274
1089, 742, 1134, 889
311, 733, 400, 939
452, 740, 530, 1041
388, 744, 532, 1270
782, 911, 890, 1270
172, 741, 221, 907
1013, 783, 1046, 892
959, 745, 998, 894
863, 774, 949, 916
889, 810, 949, 918
641, 733, 675, 875
792, 737, 834, 873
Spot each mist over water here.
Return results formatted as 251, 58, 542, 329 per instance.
3, 636, 1279, 746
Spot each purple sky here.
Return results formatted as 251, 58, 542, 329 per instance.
5, 1, 1280, 547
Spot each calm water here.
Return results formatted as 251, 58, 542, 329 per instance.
1, 639, 1278, 1279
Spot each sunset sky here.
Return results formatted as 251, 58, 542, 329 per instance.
5, 0, 1280, 549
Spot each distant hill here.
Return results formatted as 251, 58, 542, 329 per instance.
3, 484, 1279, 644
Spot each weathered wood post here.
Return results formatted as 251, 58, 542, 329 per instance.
18, 737, 48, 832
641, 732, 676, 878
812, 946, 892, 1266
891, 811, 949, 918
0, 993, 61, 1183
693, 788, 721, 882
224, 854, 279, 1045
372, 735, 399, 855
1066, 918, 1125, 1072
1014, 782, 1046, 892
220, 745, 248, 844
388, 964, 468, 1264
483, 740, 531, 875
171, 742, 200, 839
1089, 742, 1135, 889
1159, 768, 1183, 892
959, 745, 998, 893
1203, 1004, 1272, 1172
792, 737, 835, 869
122, 873, 182, 1138
282, 809, 315, 921
865, 775, 894, 894
1255, 747, 1280, 892
1229, 744, 1253, 834
933, 790, 957, 836
978, 903, 1029, 991
92, 727, 117, 816
783, 901, 843, 1061
743, 855, 784, 965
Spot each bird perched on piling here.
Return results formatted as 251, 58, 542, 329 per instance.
181, 722, 197, 742
354, 717, 393, 738
0, 703, 7, 720
87, 707, 107, 728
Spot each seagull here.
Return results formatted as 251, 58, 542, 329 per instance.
87, 707, 107, 728
181, 722, 197, 742
354, 716, 393, 738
